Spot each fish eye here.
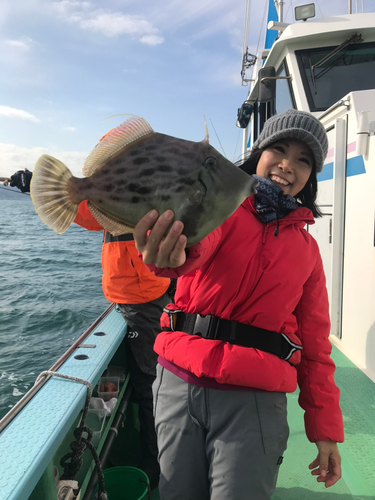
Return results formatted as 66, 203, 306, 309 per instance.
205, 156, 217, 167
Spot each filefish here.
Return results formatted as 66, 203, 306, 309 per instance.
30, 116, 257, 246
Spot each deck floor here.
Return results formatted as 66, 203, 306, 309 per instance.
149, 344, 375, 499
274, 344, 375, 499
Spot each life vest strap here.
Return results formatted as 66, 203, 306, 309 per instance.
174, 312, 302, 362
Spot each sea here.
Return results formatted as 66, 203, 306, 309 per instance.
0, 199, 108, 420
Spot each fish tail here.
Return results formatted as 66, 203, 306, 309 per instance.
30, 154, 78, 234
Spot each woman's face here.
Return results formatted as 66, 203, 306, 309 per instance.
256, 138, 313, 197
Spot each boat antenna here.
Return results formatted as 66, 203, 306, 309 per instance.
242, 0, 252, 57
275, 0, 284, 22
241, 0, 258, 85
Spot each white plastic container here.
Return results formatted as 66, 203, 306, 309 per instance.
97, 376, 119, 402
86, 408, 106, 447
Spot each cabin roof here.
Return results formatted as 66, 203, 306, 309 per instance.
248, 13, 375, 103
268, 13, 375, 67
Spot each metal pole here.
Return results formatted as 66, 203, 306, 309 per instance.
349, 0, 352, 14
275, 0, 284, 23
242, 126, 249, 161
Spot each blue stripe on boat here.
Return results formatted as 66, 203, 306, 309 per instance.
318, 155, 366, 182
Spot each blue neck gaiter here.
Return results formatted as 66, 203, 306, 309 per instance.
252, 175, 298, 234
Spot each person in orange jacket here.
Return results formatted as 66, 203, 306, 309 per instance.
74, 200, 173, 489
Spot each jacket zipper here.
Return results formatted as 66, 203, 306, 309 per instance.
262, 225, 269, 244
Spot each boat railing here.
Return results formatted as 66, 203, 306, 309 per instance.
0, 304, 115, 434
318, 98, 351, 121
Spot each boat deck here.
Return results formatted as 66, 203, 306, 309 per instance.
273, 344, 375, 499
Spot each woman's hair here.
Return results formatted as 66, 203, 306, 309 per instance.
239, 146, 323, 218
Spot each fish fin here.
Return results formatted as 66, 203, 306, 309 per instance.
82, 116, 154, 177
88, 202, 134, 236
30, 155, 77, 234
202, 115, 209, 144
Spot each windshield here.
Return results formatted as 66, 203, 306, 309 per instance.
275, 61, 295, 114
296, 42, 375, 111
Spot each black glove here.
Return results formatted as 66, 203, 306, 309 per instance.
9, 169, 33, 193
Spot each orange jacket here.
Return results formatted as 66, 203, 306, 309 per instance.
74, 201, 170, 304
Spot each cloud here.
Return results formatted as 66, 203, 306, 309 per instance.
51, 1, 91, 15
51, 3, 164, 43
139, 35, 164, 46
0, 142, 87, 178
0, 106, 39, 123
80, 12, 159, 38
5, 37, 34, 51
62, 126, 77, 132
0, 37, 36, 69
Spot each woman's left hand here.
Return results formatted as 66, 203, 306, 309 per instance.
309, 440, 341, 487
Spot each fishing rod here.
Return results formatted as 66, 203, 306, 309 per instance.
0, 176, 11, 186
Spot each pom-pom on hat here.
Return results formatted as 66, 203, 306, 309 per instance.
251, 109, 328, 173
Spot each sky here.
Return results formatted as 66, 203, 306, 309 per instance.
1, 0, 374, 179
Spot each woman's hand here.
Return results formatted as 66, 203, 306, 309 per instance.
133, 209, 187, 268
309, 440, 341, 487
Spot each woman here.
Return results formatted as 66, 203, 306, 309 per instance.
133, 109, 344, 500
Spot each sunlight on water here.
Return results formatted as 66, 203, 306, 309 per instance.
0, 200, 108, 419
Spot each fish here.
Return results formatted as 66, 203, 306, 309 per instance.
30, 116, 257, 246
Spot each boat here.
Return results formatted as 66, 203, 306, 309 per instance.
1, 2, 375, 499
236, 0, 375, 497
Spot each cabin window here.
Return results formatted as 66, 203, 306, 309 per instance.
296, 42, 375, 111
275, 60, 295, 114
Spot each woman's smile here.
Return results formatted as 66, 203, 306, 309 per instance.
269, 174, 290, 187
256, 138, 314, 197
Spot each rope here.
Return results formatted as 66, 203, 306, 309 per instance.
209, 118, 227, 158
35, 370, 108, 499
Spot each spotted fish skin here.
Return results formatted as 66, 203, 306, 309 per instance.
31, 116, 257, 245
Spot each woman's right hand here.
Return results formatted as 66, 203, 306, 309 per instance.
133, 209, 187, 268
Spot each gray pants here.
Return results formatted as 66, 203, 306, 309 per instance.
153, 365, 289, 500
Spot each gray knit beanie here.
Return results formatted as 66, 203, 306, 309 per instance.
251, 109, 328, 173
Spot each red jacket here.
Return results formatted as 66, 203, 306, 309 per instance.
74, 201, 170, 304
147, 197, 344, 443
